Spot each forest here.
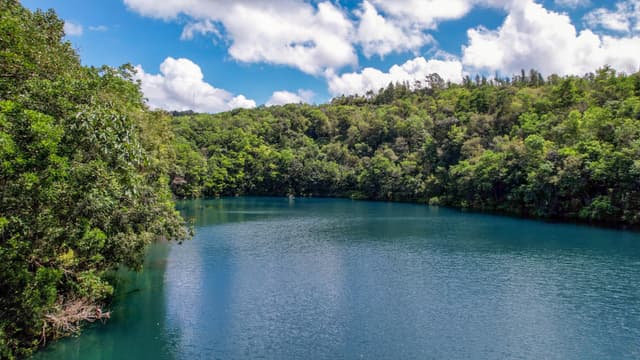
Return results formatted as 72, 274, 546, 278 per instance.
169, 69, 640, 226
2, 0, 640, 358
0, 1, 188, 358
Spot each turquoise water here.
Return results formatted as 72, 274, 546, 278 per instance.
34, 197, 640, 359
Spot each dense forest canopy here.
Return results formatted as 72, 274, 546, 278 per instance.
2, 0, 640, 358
0, 1, 188, 358
169, 68, 640, 226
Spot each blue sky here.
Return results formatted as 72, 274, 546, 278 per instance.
22, 0, 640, 112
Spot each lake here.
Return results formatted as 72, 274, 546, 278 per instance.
33, 197, 640, 359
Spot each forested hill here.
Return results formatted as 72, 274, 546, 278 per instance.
1, 0, 639, 356
169, 69, 640, 227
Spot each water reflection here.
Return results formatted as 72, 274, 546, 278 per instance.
35, 197, 640, 359
32, 244, 176, 360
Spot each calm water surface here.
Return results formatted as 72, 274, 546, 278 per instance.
33, 197, 640, 359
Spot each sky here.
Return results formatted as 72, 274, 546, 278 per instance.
21, 0, 640, 113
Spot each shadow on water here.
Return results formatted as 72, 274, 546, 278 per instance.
175, 197, 302, 227
34, 197, 640, 359
30, 243, 179, 360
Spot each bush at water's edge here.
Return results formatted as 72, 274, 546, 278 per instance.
0, 1, 189, 357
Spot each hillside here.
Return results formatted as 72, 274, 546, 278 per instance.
2, 0, 640, 357
170, 70, 640, 226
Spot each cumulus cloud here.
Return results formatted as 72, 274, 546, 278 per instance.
124, 0, 640, 99
266, 89, 315, 106
462, 0, 640, 76
584, 0, 640, 33
122, 0, 521, 74
134, 57, 256, 113
63, 21, 83, 36
355, 1, 433, 58
124, 0, 357, 75
368, 0, 474, 29
328, 57, 463, 96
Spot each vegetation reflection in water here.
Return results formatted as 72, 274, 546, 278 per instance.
34, 197, 640, 359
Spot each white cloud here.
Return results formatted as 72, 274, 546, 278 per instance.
555, 0, 590, 8
63, 21, 83, 36
368, 0, 475, 29
124, 0, 640, 100
123, 0, 523, 75
181, 20, 220, 40
228, 95, 257, 109
462, 0, 640, 75
124, 0, 357, 75
134, 57, 256, 113
327, 57, 463, 96
355, 1, 433, 58
584, 0, 640, 33
266, 89, 315, 106
88, 25, 109, 32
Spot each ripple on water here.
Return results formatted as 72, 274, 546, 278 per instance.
34, 197, 640, 360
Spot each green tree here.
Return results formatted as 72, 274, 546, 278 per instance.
0, 2, 188, 357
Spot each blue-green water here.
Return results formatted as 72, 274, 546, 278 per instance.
33, 197, 640, 359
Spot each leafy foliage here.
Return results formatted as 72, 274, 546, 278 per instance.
170, 67, 640, 227
2, 0, 639, 357
0, 1, 188, 357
